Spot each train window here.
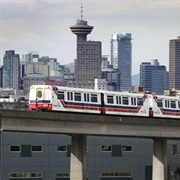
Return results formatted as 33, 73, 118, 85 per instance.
119, 96, 121, 104
131, 97, 133, 105
67, 92, 73, 101
75, 93, 81, 101
178, 101, 180, 108
84, 93, 90, 102
116, 96, 118, 104
67, 92, 70, 100
131, 97, 136, 106
36, 91, 42, 98
116, 96, 121, 104
91, 94, 97, 103
165, 100, 170, 108
157, 99, 163, 107
122, 97, 128, 105
171, 100, 176, 109
107, 95, 114, 104
137, 98, 143, 106
57, 91, 64, 100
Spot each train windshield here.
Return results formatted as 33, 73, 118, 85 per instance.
36, 90, 42, 98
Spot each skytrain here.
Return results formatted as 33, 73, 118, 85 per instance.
28, 85, 180, 119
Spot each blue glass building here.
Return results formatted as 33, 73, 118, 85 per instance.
140, 59, 167, 94
111, 33, 132, 91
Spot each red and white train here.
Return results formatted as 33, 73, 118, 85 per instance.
28, 85, 180, 119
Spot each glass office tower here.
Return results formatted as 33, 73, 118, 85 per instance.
111, 33, 132, 91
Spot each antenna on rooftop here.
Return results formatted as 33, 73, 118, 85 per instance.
81, 2, 83, 20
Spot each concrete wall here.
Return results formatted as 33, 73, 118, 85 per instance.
0, 131, 153, 180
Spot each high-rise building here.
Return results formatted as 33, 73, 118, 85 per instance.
26, 62, 49, 77
169, 36, 180, 90
111, 33, 132, 91
140, 59, 167, 94
22, 51, 39, 63
0, 66, 3, 87
70, 8, 102, 88
101, 55, 109, 70
102, 65, 120, 91
3, 50, 20, 90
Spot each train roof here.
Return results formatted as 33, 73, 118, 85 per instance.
155, 94, 180, 100
30, 85, 145, 96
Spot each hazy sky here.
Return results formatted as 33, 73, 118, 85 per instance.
0, 0, 180, 75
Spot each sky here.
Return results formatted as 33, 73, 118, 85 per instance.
0, 0, 180, 75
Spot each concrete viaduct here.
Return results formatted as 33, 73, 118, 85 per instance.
1, 109, 180, 180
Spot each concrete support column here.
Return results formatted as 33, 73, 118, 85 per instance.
152, 138, 167, 180
70, 134, 86, 180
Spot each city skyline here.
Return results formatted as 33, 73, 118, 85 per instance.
1, 0, 180, 75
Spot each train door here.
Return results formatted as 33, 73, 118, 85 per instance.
100, 93, 106, 114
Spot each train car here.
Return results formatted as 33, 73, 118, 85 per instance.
102, 91, 152, 117
152, 95, 180, 119
28, 85, 153, 117
28, 85, 102, 114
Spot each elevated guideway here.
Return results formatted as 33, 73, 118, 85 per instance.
1, 109, 180, 180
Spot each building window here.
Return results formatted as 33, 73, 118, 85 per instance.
31, 146, 42, 152
10, 146, 20, 152
56, 145, 67, 152
122, 145, 133, 152
101, 145, 112, 152
171, 144, 177, 156
55, 172, 70, 178
9, 172, 42, 178
101, 172, 133, 177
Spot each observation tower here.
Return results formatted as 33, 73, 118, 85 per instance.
70, 4, 93, 42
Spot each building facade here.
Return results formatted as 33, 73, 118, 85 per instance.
26, 62, 49, 77
169, 36, 180, 90
111, 34, 132, 91
140, 59, 167, 94
76, 41, 102, 82
3, 50, 20, 90
1, 131, 180, 180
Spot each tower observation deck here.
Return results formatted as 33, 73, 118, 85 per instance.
70, 4, 93, 42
